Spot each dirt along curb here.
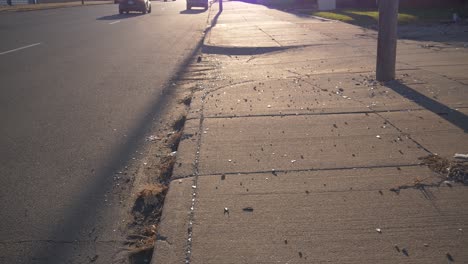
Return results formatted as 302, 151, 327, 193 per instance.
0, 1, 112, 13
122, 77, 205, 264
125, 7, 220, 264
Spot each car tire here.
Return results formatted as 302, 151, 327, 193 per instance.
187, 4, 191, 9
142, 6, 147, 14
125, 10, 129, 14
119, 9, 124, 14
204, 4, 208, 10
148, 5, 152, 13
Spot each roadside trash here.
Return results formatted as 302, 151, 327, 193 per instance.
420, 154, 468, 183
192, 185, 197, 189
394, 245, 400, 252
446, 253, 454, 262
291, 160, 296, 163
402, 248, 409, 256
443, 180, 453, 187
224, 207, 229, 215
424, 243, 429, 247
170, 151, 177, 156
454, 153, 468, 159
178, 179, 183, 183
376, 135, 381, 139
146, 135, 160, 141
197, 56, 202, 63
267, 105, 272, 108
242, 207, 254, 212
376, 228, 382, 233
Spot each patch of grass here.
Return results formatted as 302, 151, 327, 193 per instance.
313, 11, 354, 22
312, 8, 465, 27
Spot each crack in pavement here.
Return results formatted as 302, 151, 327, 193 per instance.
171, 163, 423, 180
199, 108, 427, 119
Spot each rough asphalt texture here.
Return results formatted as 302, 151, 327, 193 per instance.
153, 1, 468, 263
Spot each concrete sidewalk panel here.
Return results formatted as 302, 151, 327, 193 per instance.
199, 74, 428, 118
381, 110, 468, 157
190, 168, 468, 264
398, 50, 468, 68
300, 75, 422, 112
201, 78, 369, 117
398, 70, 468, 109
198, 114, 428, 175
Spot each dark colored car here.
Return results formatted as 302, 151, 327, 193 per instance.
119, 0, 151, 14
186, 0, 208, 10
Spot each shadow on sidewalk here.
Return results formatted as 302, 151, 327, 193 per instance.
203, 6, 302, 56
180, 9, 206, 14
386, 80, 468, 132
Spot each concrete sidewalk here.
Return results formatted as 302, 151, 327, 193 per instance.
153, 2, 468, 263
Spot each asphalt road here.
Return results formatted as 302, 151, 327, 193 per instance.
0, 2, 208, 263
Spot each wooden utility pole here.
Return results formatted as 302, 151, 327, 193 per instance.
376, 0, 399, 81
219, 0, 223, 12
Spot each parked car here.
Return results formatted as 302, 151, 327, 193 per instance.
186, 0, 208, 10
119, 0, 151, 14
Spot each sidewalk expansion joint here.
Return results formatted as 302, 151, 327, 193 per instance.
171, 163, 423, 180
335, 79, 435, 155
182, 77, 210, 264
374, 111, 433, 154
198, 108, 426, 120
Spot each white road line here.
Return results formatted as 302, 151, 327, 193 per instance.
0, 43, 42, 56
109, 20, 121, 25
